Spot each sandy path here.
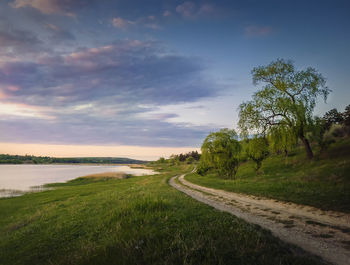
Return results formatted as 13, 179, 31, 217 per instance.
169, 174, 350, 265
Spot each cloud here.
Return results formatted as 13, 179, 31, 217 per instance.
176, 2, 218, 18
112, 17, 134, 29
0, 116, 214, 147
0, 28, 43, 54
112, 16, 161, 30
198, 4, 216, 15
176, 1, 196, 18
0, 102, 54, 120
163, 10, 172, 17
45, 23, 75, 42
10, 0, 83, 16
244, 25, 273, 37
0, 39, 220, 146
144, 113, 179, 121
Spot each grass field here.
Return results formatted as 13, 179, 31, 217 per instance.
186, 138, 350, 213
0, 164, 323, 265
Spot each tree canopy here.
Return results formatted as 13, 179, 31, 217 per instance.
238, 59, 330, 159
245, 137, 269, 172
199, 129, 241, 179
267, 125, 297, 156
323, 108, 343, 130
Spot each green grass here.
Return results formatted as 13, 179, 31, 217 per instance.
0, 164, 323, 265
186, 138, 350, 213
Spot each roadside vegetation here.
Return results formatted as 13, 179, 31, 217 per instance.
0, 164, 323, 265
186, 137, 350, 212
182, 59, 350, 213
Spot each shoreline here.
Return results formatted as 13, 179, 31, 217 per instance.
0, 164, 156, 198
0, 163, 148, 166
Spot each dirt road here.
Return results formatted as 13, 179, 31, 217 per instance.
169, 174, 350, 265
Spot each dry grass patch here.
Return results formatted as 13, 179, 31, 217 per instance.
81, 172, 129, 180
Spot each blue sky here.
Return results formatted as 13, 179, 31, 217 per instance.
0, 0, 349, 157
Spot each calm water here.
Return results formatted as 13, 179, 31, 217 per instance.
0, 164, 155, 193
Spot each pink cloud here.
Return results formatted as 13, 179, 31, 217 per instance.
112, 16, 161, 30
0, 90, 9, 99
62, 41, 153, 72
10, 0, 77, 16
244, 26, 273, 37
112, 17, 132, 29
8, 85, 20, 91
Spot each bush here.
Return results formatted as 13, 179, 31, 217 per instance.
324, 124, 350, 139
186, 156, 195, 164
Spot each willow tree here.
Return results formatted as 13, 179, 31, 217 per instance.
245, 137, 269, 172
267, 125, 297, 156
239, 59, 330, 159
199, 129, 241, 179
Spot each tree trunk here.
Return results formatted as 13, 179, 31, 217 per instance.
300, 135, 313, 159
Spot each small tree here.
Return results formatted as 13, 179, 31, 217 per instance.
246, 137, 269, 172
200, 129, 241, 179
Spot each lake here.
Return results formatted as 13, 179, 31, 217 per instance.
0, 164, 155, 197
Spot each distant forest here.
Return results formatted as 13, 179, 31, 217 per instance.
0, 154, 146, 165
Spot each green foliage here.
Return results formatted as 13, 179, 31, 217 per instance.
200, 129, 241, 179
267, 125, 297, 156
185, 156, 195, 164
173, 151, 200, 162
343, 104, 350, 126
309, 104, 350, 153
324, 123, 350, 139
323, 108, 343, 130
308, 116, 333, 152
163, 151, 200, 165
238, 59, 330, 159
245, 137, 269, 172
169, 151, 201, 164
186, 137, 350, 213
157, 157, 166, 163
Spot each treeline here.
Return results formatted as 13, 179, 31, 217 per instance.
0, 154, 145, 164
155, 151, 201, 165
197, 59, 350, 179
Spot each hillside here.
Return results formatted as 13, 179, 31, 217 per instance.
186, 138, 350, 212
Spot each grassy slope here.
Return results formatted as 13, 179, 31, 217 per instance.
0, 164, 322, 265
186, 138, 350, 213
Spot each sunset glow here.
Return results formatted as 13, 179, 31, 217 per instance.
0, 142, 199, 160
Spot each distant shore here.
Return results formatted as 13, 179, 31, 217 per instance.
0, 154, 147, 165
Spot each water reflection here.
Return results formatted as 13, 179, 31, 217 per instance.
0, 164, 155, 197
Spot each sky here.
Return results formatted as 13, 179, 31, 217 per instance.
0, 0, 349, 160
